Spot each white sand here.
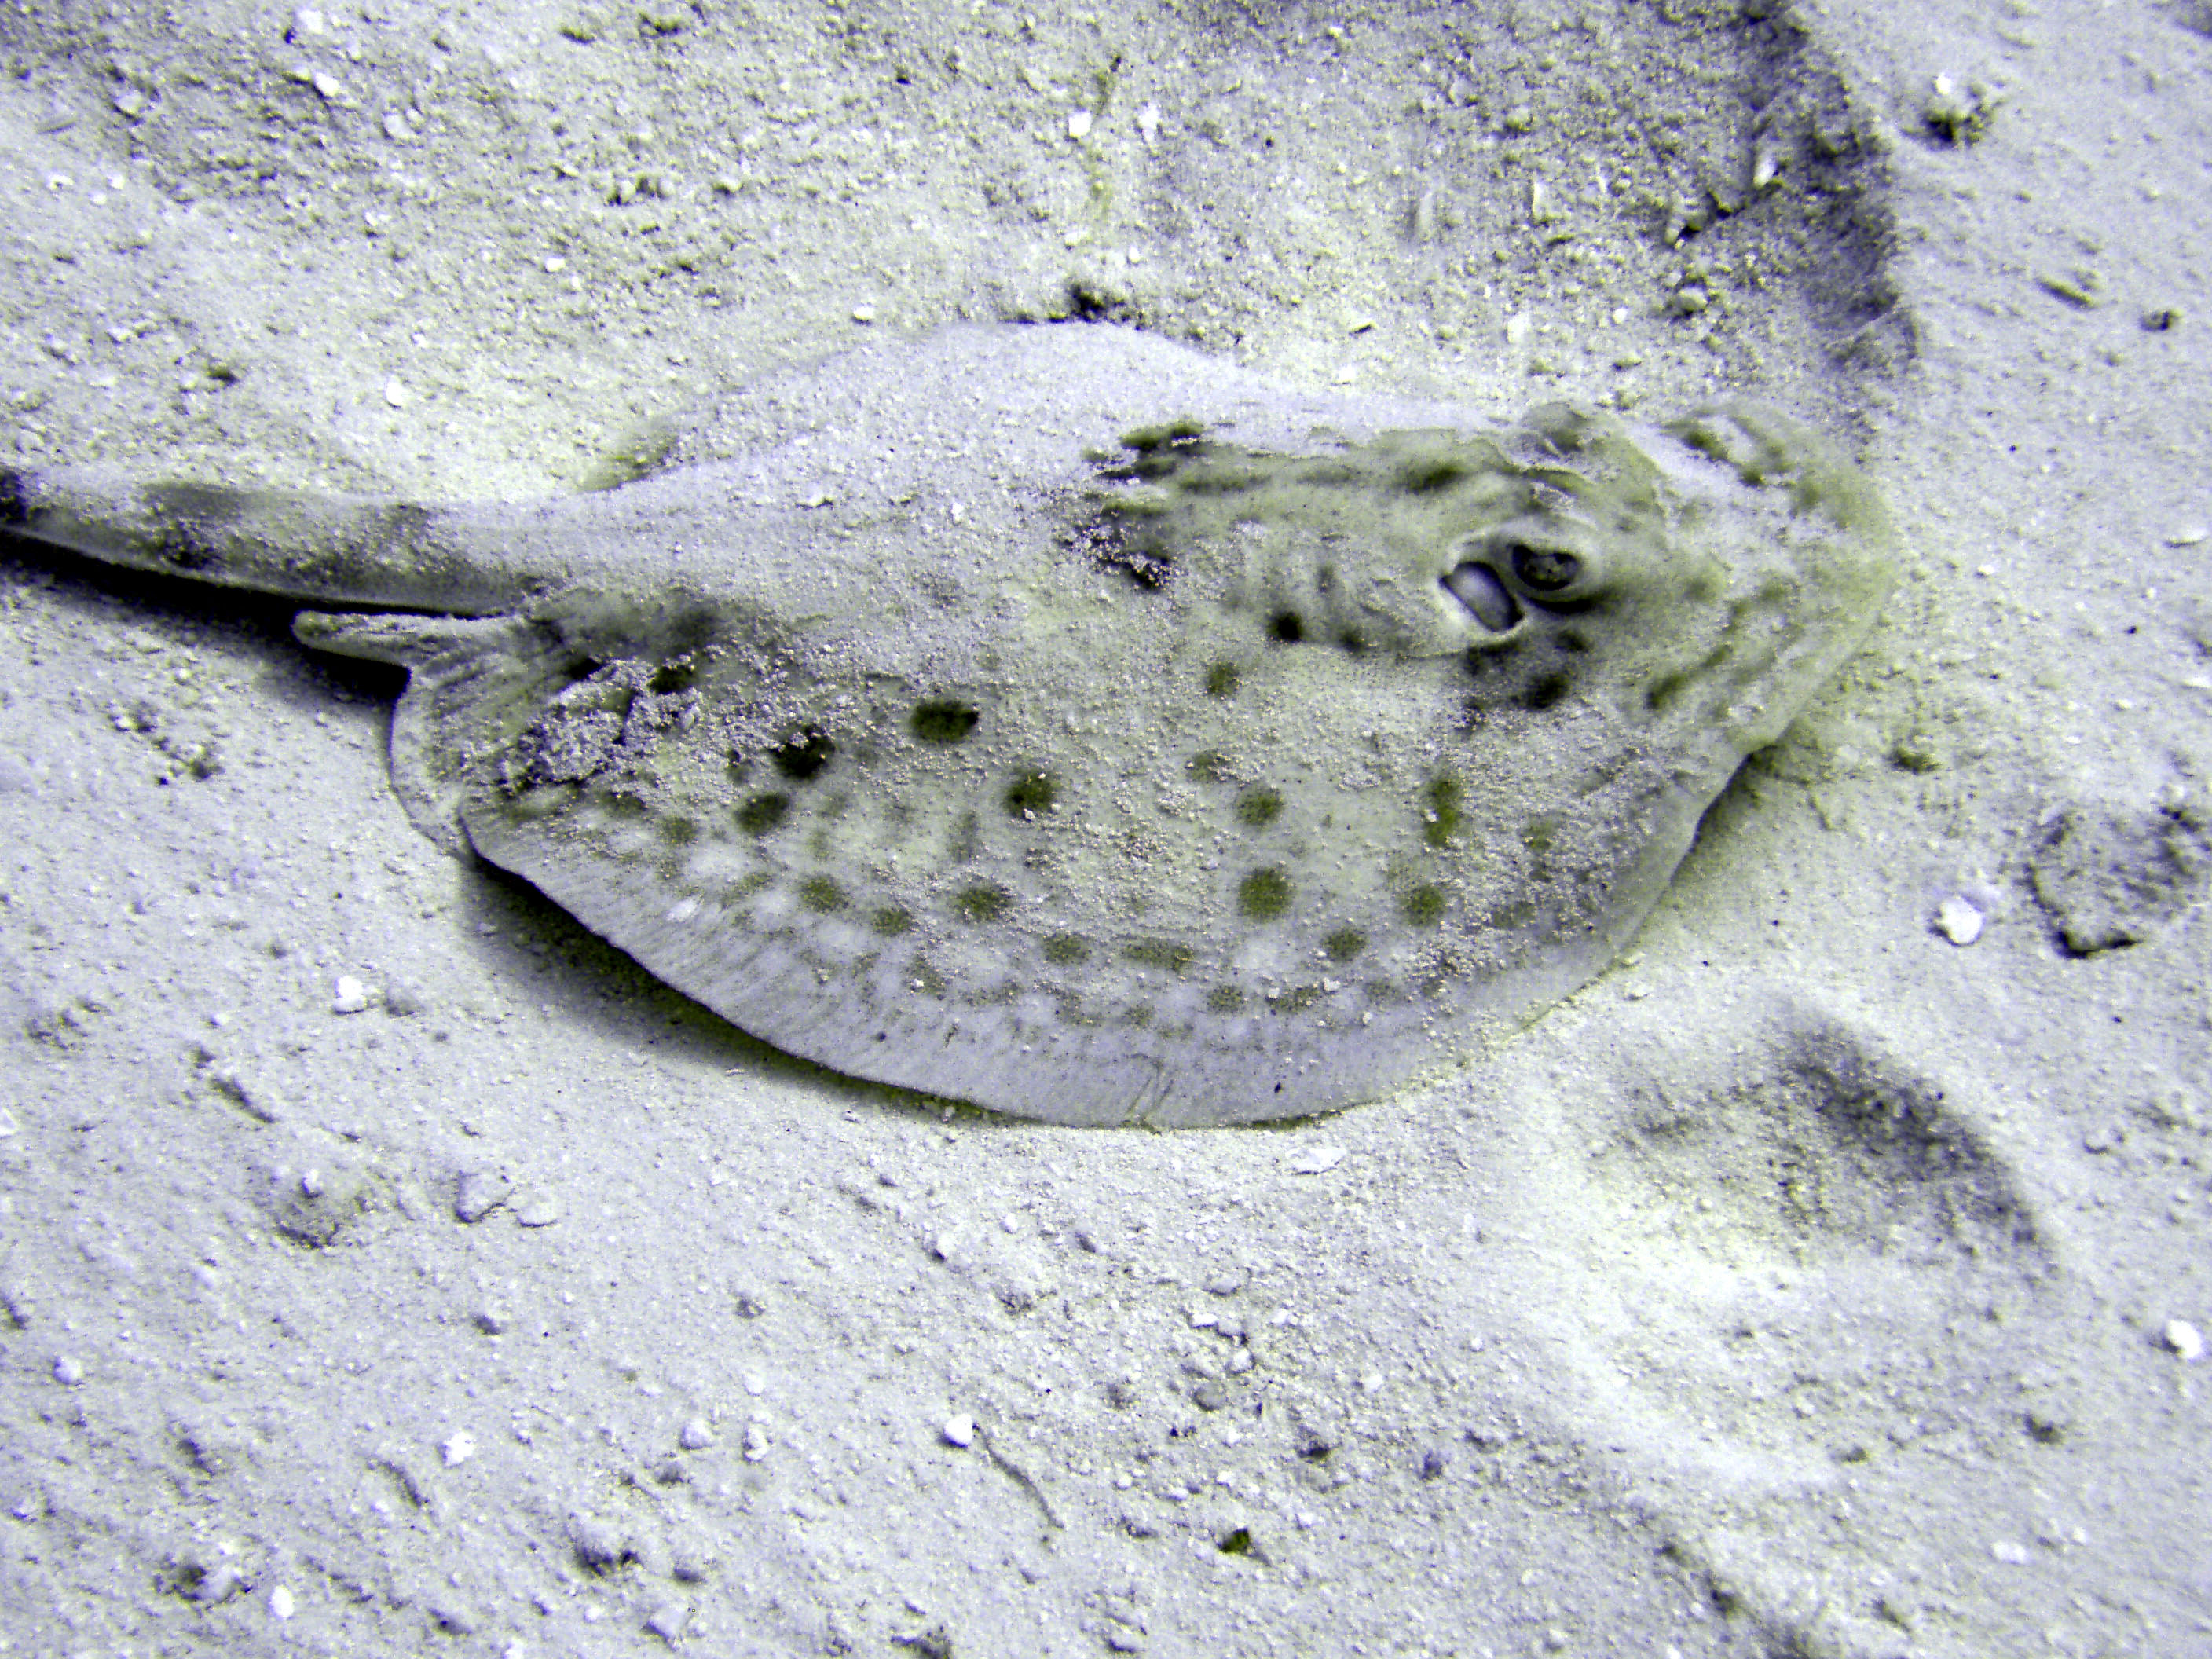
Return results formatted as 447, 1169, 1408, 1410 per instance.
1, 2, 2206, 1655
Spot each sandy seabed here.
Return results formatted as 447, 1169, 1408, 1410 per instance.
0, 2, 2208, 1656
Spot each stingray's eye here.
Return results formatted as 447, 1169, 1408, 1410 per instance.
1507, 543, 1580, 592
1441, 561, 1521, 632
1479, 516, 1608, 606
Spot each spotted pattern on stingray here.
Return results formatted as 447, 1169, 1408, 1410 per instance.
0, 324, 1893, 1125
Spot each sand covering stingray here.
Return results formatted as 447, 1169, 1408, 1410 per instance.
0, 324, 1893, 1124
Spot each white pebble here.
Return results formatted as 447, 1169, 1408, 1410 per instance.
331, 975, 370, 1014
1287, 1146, 1345, 1175
0, 1106, 18, 1137
382, 379, 411, 408
1936, 895, 1984, 946
678, 1417, 713, 1451
1989, 1539, 2030, 1565
53, 1355, 84, 1386
1067, 108, 1093, 141
441, 1431, 477, 1466
2164, 1318, 2205, 1361
941, 1414, 975, 1448
2165, 525, 2208, 548
512, 1192, 561, 1228
453, 1170, 510, 1224
742, 1421, 770, 1461
269, 1585, 295, 1619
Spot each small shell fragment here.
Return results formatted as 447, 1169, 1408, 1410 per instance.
1936, 896, 1984, 946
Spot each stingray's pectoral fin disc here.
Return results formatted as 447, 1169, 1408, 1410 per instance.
298, 610, 561, 858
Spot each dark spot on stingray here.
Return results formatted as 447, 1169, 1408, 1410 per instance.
1005, 771, 1057, 818
1188, 750, 1232, 785
1397, 455, 1470, 493
1645, 668, 1691, 712
1235, 787, 1283, 828
1269, 611, 1306, 644
1486, 896, 1539, 932
1206, 661, 1242, 698
1323, 928, 1367, 961
1176, 460, 1269, 496
1402, 884, 1446, 926
737, 793, 790, 834
799, 875, 846, 913
772, 728, 835, 780
952, 882, 1014, 923
1238, 867, 1294, 921
910, 700, 980, 744
1119, 418, 1206, 453
1123, 939, 1196, 975
1423, 777, 1465, 848
1293, 458, 1364, 489
1525, 671, 1573, 711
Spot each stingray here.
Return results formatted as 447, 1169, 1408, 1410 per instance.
0, 324, 1893, 1126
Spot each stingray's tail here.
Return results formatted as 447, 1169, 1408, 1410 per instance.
0, 463, 545, 615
